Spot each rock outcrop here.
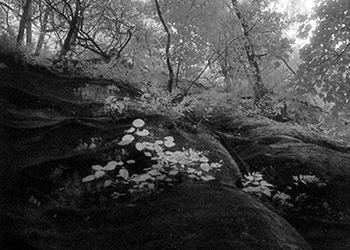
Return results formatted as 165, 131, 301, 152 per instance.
2, 53, 349, 250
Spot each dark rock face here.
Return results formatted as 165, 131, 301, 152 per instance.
220, 117, 350, 250
0, 54, 325, 250
1, 183, 311, 250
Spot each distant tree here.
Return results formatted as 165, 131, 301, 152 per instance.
17, 0, 33, 45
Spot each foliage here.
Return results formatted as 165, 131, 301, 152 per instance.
272, 174, 327, 213
242, 172, 274, 198
82, 118, 222, 203
267, 93, 325, 125
295, 0, 350, 139
242, 171, 328, 216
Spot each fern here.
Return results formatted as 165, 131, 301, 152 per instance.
292, 174, 320, 186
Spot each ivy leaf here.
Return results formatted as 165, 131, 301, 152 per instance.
82, 175, 95, 182
104, 161, 117, 171
132, 119, 145, 128
126, 159, 135, 164
118, 134, 135, 145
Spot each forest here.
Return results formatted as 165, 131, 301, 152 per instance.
1, 0, 350, 250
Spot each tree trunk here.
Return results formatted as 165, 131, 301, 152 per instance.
231, 0, 267, 101
154, 0, 174, 93
17, 0, 33, 45
34, 7, 50, 55
59, 0, 81, 59
26, 8, 32, 45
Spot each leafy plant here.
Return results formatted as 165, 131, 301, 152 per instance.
82, 118, 222, 203
241, 171, 328, 216
241, 172, 274, 198
272, 174, 327, 213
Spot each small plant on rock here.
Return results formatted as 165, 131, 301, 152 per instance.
242, 172, 274, 198
82, 118, 223, 203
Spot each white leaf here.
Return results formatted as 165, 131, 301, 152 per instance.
125, 127, 135, 133
187, 168, 196, 173
118, 134, 135, 145
147, 183, 155, 189
144, 152, 152, 157
164, 141, 175, 148
164, 136, 174, 142
201, 175, 215, 181
156, 175, 165, 181
155, 140, 163, 144
137, 174, 152, 182
200, 163, 211, 172
151, 164, 161, 169
260, 180, 274, 187
92, 165, 104, 171
94, 170, 105, 179
143, 142, 155, 150
82, 175, 95, 182
116, 161, 124, 166
104, 161, 117, 171
211, 162, 222, 168
148, 169, 160, 176
132, 119, 145, 128
135, 129, 150, 136
127, 159, 135, 164
168, 169, 179, 176
199, 156, 209, 163
135, 142, 144, 151
188, 174, 199, 179
119, 168, 129, 180
262, 189, 271, 197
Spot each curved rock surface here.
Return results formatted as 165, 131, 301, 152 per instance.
1, 53, 341, 250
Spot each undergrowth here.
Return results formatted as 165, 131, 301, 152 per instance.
81, 118, 223, 204
240, 171, 340, 219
